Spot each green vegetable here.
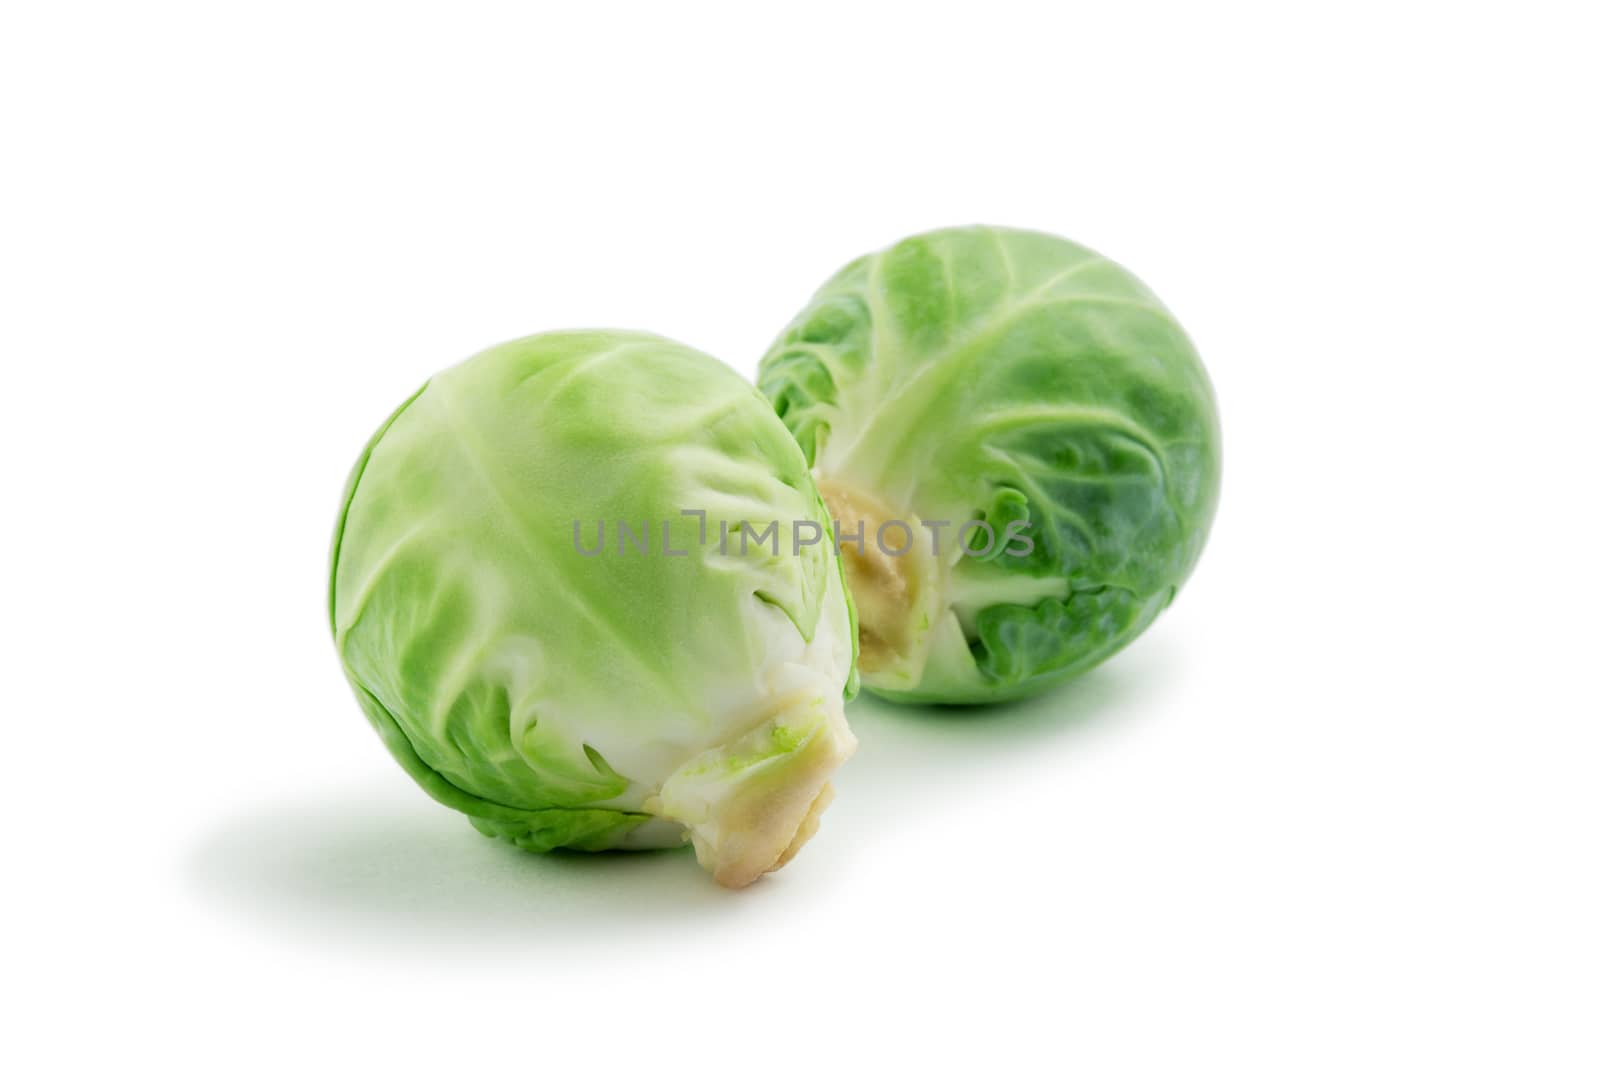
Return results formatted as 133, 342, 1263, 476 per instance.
331, 331, 858, 887
759, 226, 1220, 704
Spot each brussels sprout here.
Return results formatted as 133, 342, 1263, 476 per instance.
331, 331, 858, 887
758, 226, 1220, 704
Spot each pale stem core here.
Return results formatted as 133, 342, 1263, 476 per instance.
817, 480, 923, 676
654, 688, 856, 889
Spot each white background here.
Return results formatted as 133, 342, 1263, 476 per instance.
5, 2, 1597, 1063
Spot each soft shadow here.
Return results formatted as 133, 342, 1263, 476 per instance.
184, 781, 750, 957
186, 634, 1179, 954
830, 632, 1183, 824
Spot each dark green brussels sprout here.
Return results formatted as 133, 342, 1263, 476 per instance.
759, 226, 1220, 704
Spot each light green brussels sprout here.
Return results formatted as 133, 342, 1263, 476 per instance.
330, 331, 858, 887
758, 226, 1220, 704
